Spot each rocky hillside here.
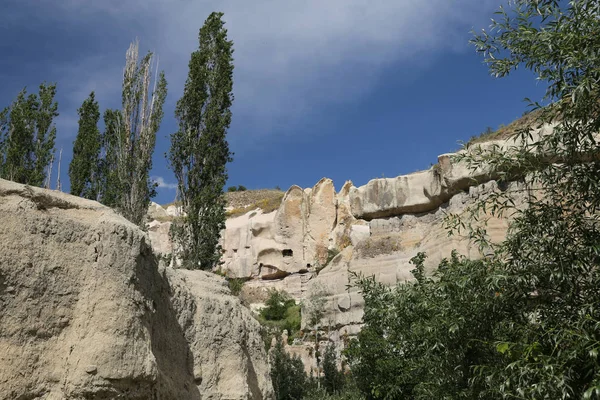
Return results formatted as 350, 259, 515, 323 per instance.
146, 124, 551, 373
0, 179, 273, 400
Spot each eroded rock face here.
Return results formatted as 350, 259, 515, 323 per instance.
144, 133, 539, 352
166, 269, 272, 399
0, 179, 272, 400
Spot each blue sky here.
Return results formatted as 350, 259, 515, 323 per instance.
0, 0, 546, 205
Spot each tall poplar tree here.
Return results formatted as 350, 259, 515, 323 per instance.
69, 92, 101, 199
100, 40, 168, 226
0, 83, 58, 186
169, 12, 234, 270
0, 107, 8, 174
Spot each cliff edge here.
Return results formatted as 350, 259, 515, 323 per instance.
0, 179, 273, 400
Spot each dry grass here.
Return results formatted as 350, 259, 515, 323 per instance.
152, 215, 176, 223
355, 235, 402, 258
225, 190, 284, 218
466, 109, 544, 146
159, 189, 285, 219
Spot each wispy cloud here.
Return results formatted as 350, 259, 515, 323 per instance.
28, 0, 500, 141
152, 176, 178, 190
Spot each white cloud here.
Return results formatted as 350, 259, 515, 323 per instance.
152, 176, 178, 190
43, 0, 500, 138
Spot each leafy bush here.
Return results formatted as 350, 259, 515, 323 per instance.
258, 289, 302, 345
271, 338, 307, 400
348, 2, 600, 399
346, 252, 501, 399
261, 289, 296, 321
227, 277, 246, 296
322, 344, 344, 395
304, 375, 365, 400
226, 184, 247, 192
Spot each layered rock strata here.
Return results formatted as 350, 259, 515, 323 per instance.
147, 132, 537, 343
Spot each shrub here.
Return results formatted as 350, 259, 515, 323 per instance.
322, 344, 344, 395
257, 289, 302, 344
271, 338, 307, 400
227, 277, 246, 296
261, 289, 295, 321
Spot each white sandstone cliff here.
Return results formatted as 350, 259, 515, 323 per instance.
147, 132, 537, 342
0, 179, 273, 400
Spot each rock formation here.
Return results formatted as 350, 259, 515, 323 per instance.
146, 132, 537, 346
0, 179, 272, 400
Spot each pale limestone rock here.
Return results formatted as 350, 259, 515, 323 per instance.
349, 124, 552, 220
148, 201, 168, 220
148, 219, 172, 256
330, 180, 367, 250
349, 169, 444, 220
304, 178, 337, 266
165, 205, 182, 217
0, 179, 272, 400
349, 225, 370, 246
219, 179, 339, 281
221, 209, 279, 278
274, 185, 306, 273
166, 268, 273, 399
143, 133, 536, 349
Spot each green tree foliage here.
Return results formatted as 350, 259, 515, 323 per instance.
262, 289, 297, 321
100, 40, 167, 226
169, 12, 234, 269
347, 253, 503, 399
0, 83, 58, 186
271, 338, 307, 400
256, 289, 301, 355
258, 289, 302, 343
304, 378, 365, 400
227, 185, 247, 192
69, 92, 101, 199
347, 1, 600, 399
322, 344, 344, 395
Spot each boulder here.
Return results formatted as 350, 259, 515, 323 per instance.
0, 179, 272, 400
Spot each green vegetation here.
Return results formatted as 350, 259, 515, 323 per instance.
271, 338, 307, 400
304, 379, 365, 400
227, 277, 246, 296
270, 337, 365, 400
258, 289, 302, 344
226, 192, 284, 218
100, 40, 167, 227
69, 92, 101, 200
169, 12, 234, 270
322, 344, 344, 395
346, 1, 600, 398
0, 83, 58, 186
465, 109, 544, 147
347, 253, 497, 398
227, 185, 247, 192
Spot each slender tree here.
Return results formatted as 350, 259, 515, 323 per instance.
69, 92, 101, 199
0, 83, 58, 186
0, 107, 8, 174
169, 12, 234, 270
270, 338, 307, 400
100, 40, 167, 226
322, 343, 344, 395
